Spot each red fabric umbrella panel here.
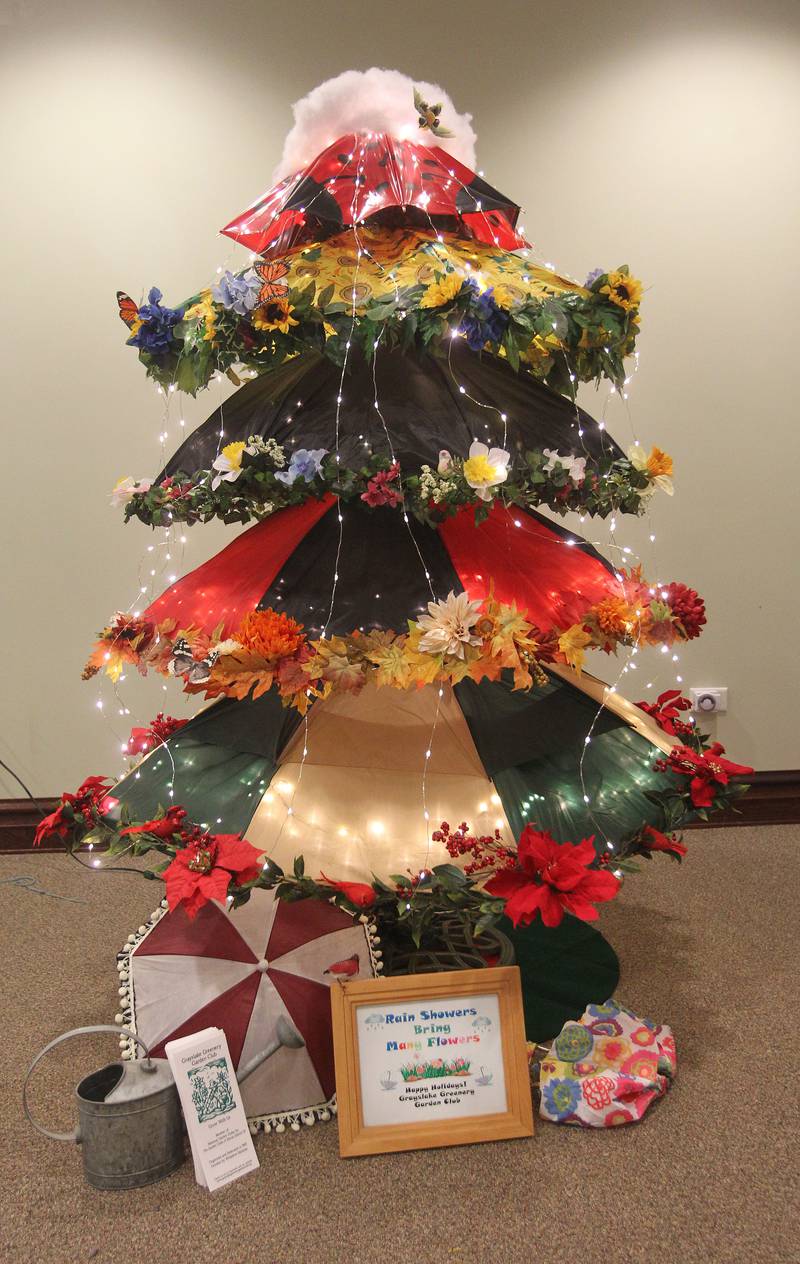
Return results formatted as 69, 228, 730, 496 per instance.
120, 889, 376, 1131
221, 131, 527, 259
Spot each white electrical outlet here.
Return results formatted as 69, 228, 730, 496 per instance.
689, 687, 728, 715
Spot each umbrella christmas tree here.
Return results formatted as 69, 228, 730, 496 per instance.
40, 69, 751, 1016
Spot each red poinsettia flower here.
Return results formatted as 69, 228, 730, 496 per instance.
319, 872, 376, 908
120, 805, 188, 840
162, 833, 263, 917
33, 804, 72, 848
666, 742, 753, 808
33, 776, 116, 846
641, 825, 687, 859
636, 689, 694, 737
485, 827, 620, 928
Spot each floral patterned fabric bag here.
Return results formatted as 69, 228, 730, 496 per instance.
538, 999, 677, 1127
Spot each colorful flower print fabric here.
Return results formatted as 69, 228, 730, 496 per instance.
538, 999, 676, 1127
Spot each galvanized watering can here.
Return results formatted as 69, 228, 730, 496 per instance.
23, 1018, 305, 1190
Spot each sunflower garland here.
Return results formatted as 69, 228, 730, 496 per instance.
123, 244, 642, 399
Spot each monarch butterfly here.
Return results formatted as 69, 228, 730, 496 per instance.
116, 291, 140, 328
254, 260, 290, 306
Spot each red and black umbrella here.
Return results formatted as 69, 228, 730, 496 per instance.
221, 132, 527, 259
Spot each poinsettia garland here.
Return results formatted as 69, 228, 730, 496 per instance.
82, 574, 705, 710
116, 439, 672, 529
124, 261, 641, 400
35, 693, 750, 941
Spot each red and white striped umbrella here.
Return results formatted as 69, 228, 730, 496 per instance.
121, 889, 376, 1130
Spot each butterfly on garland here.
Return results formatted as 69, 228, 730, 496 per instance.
116, 291, 141, 330
413, 87, 454, 139
253, 260, 290, 307
167, 638, 218, 686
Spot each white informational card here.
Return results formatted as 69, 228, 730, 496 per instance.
165, 1027, 259, 1191
355, 992, 507, 1127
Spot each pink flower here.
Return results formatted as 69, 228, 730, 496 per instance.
360, 462, 403, 508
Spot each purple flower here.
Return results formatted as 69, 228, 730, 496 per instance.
128, 287, 184, 356
461, 282, 509, 351
585, 268, 604, 288
212, 269, 261, 316
274, 448, 328, 485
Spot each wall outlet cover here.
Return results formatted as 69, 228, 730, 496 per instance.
689, 687, 728, 715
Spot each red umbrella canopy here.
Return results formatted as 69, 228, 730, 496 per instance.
221, 131, 527, 259
125, 890, 375, 1127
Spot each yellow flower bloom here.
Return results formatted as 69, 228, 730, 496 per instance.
419, 272, 464, 309
185, 293, 217, 343
462, 441, 511, 501
628, 444, 674, 496
490, 284, 519, 311
600, 270, 643, 312
252, 300, 299, 334
222, 440, 245, 468
645, 446, 673, 479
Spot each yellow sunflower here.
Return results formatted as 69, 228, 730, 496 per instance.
252, 300, 299, 334
600, 270, 643, 312
490, 283, 520, 311
419, 271, 464, 309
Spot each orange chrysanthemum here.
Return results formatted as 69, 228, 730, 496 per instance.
594, 596, 639, 638
237, 609, 305, 661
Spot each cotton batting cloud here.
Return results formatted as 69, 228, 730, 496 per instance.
274, 67, 477, 180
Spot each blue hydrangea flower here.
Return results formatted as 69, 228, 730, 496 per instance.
212, 269, 262, 316
585, 268, 604, 288
461, 282, 509, 351
542, 1076, 581, 1121
274, 448, 328, 486
128, 287, 184, 356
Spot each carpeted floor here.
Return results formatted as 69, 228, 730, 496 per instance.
1, 827, 798, 1264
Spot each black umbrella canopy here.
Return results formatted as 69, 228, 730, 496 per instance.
160, 341, 620, 480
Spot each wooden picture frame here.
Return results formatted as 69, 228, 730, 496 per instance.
330, 966, 533, 1157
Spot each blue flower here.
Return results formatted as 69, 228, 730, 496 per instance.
212, 269, 261, 316
274, 448, 328, 486
542, 1076, 581, 1121
585, 268, 604, 288
128, 287, 184, 356
587, 1000, 620, 1019
461, 282, 509, 351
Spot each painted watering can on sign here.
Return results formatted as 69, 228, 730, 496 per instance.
23, 1019, 305, 1190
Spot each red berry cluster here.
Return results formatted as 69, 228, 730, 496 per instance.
432, 820, 518, 877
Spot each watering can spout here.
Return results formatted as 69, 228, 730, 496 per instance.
236, 1016, 305, 1084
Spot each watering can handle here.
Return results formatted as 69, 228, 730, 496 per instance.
23, 1024, 154, 1143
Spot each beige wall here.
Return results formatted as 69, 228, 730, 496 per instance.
1, 0, 798, 797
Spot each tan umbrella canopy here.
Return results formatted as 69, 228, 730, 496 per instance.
246, 681, 514, 884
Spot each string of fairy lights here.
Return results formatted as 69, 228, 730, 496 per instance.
86, 127, 694, 888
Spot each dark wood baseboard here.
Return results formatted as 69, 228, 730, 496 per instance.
685, 770, 800, 829
0, 798, 61, 852
1, 772, 798, 852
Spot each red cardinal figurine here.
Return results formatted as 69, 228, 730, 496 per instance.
323, 954, 360, 979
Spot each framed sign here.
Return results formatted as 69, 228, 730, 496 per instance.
330, 966, 533, 1157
